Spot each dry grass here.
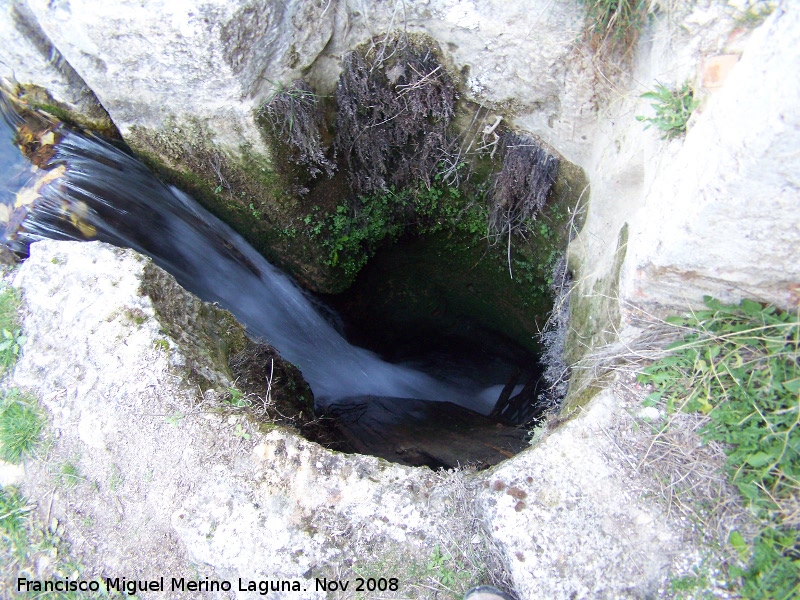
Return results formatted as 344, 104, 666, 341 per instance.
334, 32, 457, 195
565, 300, 759, 561
609, 370, 755, 548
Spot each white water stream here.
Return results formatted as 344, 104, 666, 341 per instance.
2, 117, 505, 412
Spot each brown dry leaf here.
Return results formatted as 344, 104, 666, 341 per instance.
14, 164, 66, 208
69, 200, 97, 238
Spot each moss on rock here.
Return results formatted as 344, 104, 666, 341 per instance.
138, 254, 317, 430
126, 119, 348, 293
561, 222, 628, 413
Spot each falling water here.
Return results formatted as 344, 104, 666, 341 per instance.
1, 101, 508, 412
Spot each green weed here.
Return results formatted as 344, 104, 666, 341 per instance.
0, 286, 25, 374
0, 388, 44, 464
305, 182, 488, 279
233, 422, 250, 440
59, 461, 82, 489
1, 486, 129, 599
225, 386, 248, 408
426, 545, 471, 591
0, 485, 31, 561
636, 82, 699, 140
638, 297, 800, 598
165, 412, 184, 426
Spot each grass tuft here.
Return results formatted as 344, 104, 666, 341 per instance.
0, 388, 44, 464
0, 485, 31, 561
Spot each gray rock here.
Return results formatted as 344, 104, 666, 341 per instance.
9, 240, 714, 598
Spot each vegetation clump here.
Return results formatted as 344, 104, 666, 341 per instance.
335, 34, 457, 195
257, 80, 335, 179
488, 133, 559, 245
581, 0, 649, 48
639, 297, 800, 599
304, 181, 487, 278
637, 81, 699, 140
0, 286, 25, 375
0, 388, 43, 464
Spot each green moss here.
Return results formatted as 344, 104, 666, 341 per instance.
139, 261, 246, 392
323, 157, 589, 366
15, 83, 119, 139
127, 122, 347, 293
561, 223, 628, 412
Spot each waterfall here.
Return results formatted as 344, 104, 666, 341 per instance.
1, 111, 504, 412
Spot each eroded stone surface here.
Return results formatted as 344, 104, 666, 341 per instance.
620, 4, 800, 312
477, 390, 681, 599
7, 240, 717, 599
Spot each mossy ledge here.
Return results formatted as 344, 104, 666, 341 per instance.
561, 222, 629, 413
126, 118, 349, 293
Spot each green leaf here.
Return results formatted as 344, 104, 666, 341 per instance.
729, 530, 750, 560
746, 452, 774, 468
642, 392, 662, 407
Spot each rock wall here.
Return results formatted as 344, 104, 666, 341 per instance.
7, 239, 701, 599
562, 1, 799, 403
1, 0, 593, 160
620, 3, 800, 311
4, 0, 795, 313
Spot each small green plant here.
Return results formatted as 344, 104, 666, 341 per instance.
0, 286, 25, 374
233, 422, 250, 440
426, 545, 470, 590
581, 0, 648, 43
153, 338, 169, 352
225, 387, 248, 408
0, 388, 44, 464
248, 202, 263, 219
165, 411, 184, 426
639, 297, 800, 598
59, 461, 82, 489
637, 82, 699, 140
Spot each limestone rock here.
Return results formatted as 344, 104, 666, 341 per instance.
8, 240, 718, 598
0, 0, 113, 131
621, 5, 800, 311
19, 0, 336, 151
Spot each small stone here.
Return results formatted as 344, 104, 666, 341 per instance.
638, 406, 660, 421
